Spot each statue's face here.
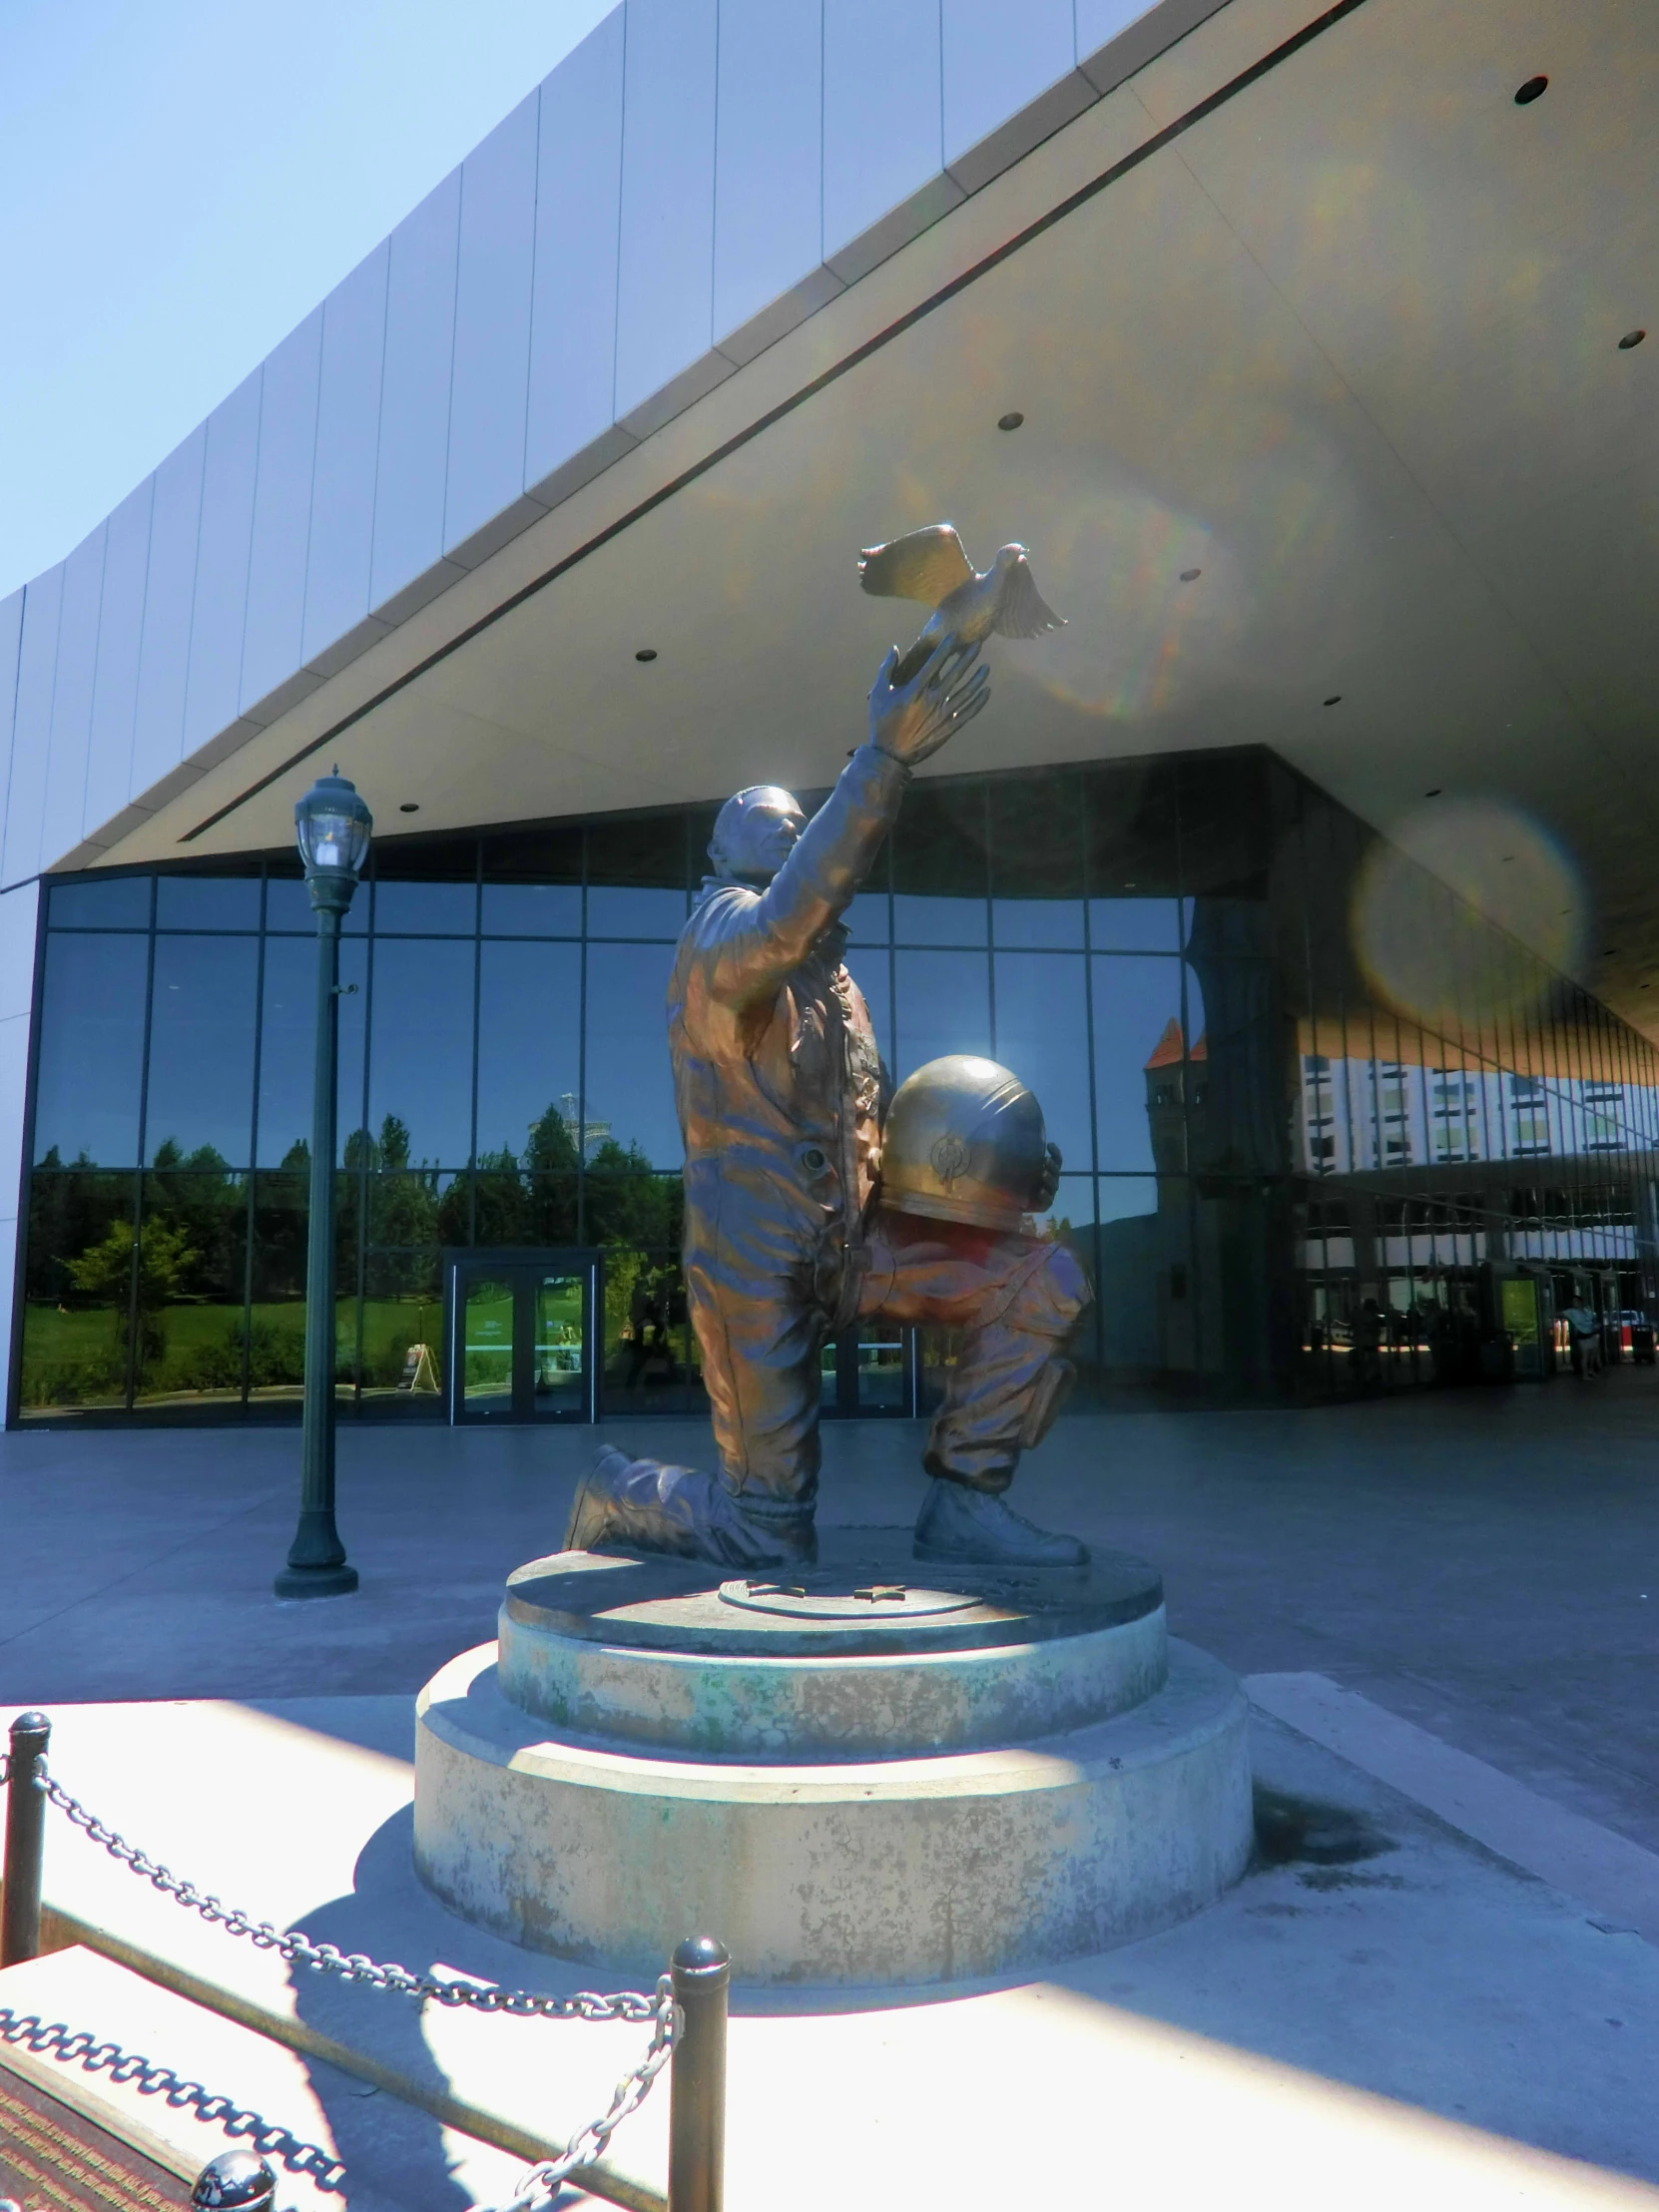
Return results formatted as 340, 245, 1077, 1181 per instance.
710, 787, 806, 885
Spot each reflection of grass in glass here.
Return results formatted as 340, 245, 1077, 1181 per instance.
21, 1294, 448, 1409
20, 1303, 128, 1409
361, 1297, 444, 1393
463, 1284, 514, 1398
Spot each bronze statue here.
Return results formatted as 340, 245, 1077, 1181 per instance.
857, 524, 1065, 685
565, 578, 1088, 1572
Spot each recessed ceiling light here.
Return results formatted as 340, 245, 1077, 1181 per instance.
997, 411, 1025, 431
1425, 789, 1442, 798
1618, 329, 1646, 350
399, 803, 419, 814
635, 647, 658, 662
1323, 695, 1342, 706
1513, 75, 1547, 104
1179, 568, 1201, 582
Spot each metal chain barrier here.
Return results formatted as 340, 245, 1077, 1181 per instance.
0, 2007, 346, 2190
8, 1750, 687, 2212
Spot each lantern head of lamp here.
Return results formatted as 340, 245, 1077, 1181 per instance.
295, 771, 372, 915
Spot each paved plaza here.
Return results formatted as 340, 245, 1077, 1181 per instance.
6, 1382, 1659, 2206
4, 1378, 1657, 1851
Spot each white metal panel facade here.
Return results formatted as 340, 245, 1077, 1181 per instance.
303, 246, 390, 668
40, 526, 106, 868
445, 94, 540, 560
83, 480, 153, 836
525, 11, 627, 495
130, 426, 206, 805
184, 372, 262, 757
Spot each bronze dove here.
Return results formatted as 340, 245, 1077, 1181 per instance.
858, 524, 1065, 686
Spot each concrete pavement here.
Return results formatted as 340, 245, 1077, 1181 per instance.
4, 1378, 1656, 1847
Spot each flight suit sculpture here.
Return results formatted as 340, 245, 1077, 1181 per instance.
565, 633, 1091, 1568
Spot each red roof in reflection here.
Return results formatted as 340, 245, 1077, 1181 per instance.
1145, 1019, 1207, 1070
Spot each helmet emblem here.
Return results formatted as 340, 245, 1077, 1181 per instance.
930, 1134, 970, 1185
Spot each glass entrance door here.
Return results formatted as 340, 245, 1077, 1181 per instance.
460, 1275, 517, 1417
534, 1272, 588, 1416
450, 1255, 595, 1422
820, 1321, 916, 1417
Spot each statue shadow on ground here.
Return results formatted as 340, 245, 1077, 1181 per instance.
284, 1803, 675, 2209
280, 1809, 483, 2212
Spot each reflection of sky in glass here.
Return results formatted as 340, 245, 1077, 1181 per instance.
50, 876, 150, 928
373, 879, 476, 934
584, 942, 682, 1169
993, 952, 1091, 1168
1049, 1173, 1097, 1228
894, 950, 991, 1079
368, 938, 474, 1164
1092, 956, 1184, 1172
992, 897, 1083, 949
34, 933, 148, 1164
146, 936, 259, 1165
257, 936, 367, 1165
1096, 1175, 1160, 1224
587, 885, 686, 938
1090, 898, 1180, 952
842, 890, 890, 944
476, 940, 581, 1160
893, 894, 987, 947
256, 936, 313, 1166
156, 877, 260, 931
482, 882, 583, 936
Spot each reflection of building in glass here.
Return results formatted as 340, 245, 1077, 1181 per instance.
557, 1091, 611, 1161
14, 750, 1659, 1423
1298, 1054, 1653, 1177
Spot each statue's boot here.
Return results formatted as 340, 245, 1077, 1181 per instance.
912, 1478, 1088, 1567
564, 1446, 818, 1567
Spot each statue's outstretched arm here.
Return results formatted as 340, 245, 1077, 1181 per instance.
703, 638, 988, 1011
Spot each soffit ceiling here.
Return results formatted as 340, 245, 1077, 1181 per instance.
109, 0, 1659, 1033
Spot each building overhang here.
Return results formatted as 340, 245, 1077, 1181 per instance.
48, 0, 1659, 1036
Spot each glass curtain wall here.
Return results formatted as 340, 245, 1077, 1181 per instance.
17, 749, 1659, 1423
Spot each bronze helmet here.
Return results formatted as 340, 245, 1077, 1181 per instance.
879, 1055, 1048, 1231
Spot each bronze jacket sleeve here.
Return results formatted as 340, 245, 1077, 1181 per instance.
703, 745, 909, 1012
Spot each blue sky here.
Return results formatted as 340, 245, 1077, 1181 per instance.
0, 0, 613, 601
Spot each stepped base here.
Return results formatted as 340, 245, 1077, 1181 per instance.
414, 1636, 1254, 1985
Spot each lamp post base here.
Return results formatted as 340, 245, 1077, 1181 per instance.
274, 1562, 360, 1600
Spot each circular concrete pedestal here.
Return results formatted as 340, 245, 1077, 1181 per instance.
413, 1532, 1253, 1986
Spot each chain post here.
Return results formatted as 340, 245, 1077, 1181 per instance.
668, 1936, 729, 2212
2, 1712, 50, 1967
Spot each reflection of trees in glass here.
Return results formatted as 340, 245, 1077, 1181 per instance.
21, 1157, 140, 1407
67, 1217, 198, 1366
473, 1100, 583, 1245
602, 1249, 691, 1398
586, 1142, 681, 1247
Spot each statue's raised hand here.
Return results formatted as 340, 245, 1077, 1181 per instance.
868, 633, 989, 766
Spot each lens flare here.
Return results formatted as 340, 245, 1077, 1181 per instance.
1352, 800, 1583, 1033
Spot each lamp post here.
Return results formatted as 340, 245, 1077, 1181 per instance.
275, 771, 371, 1600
